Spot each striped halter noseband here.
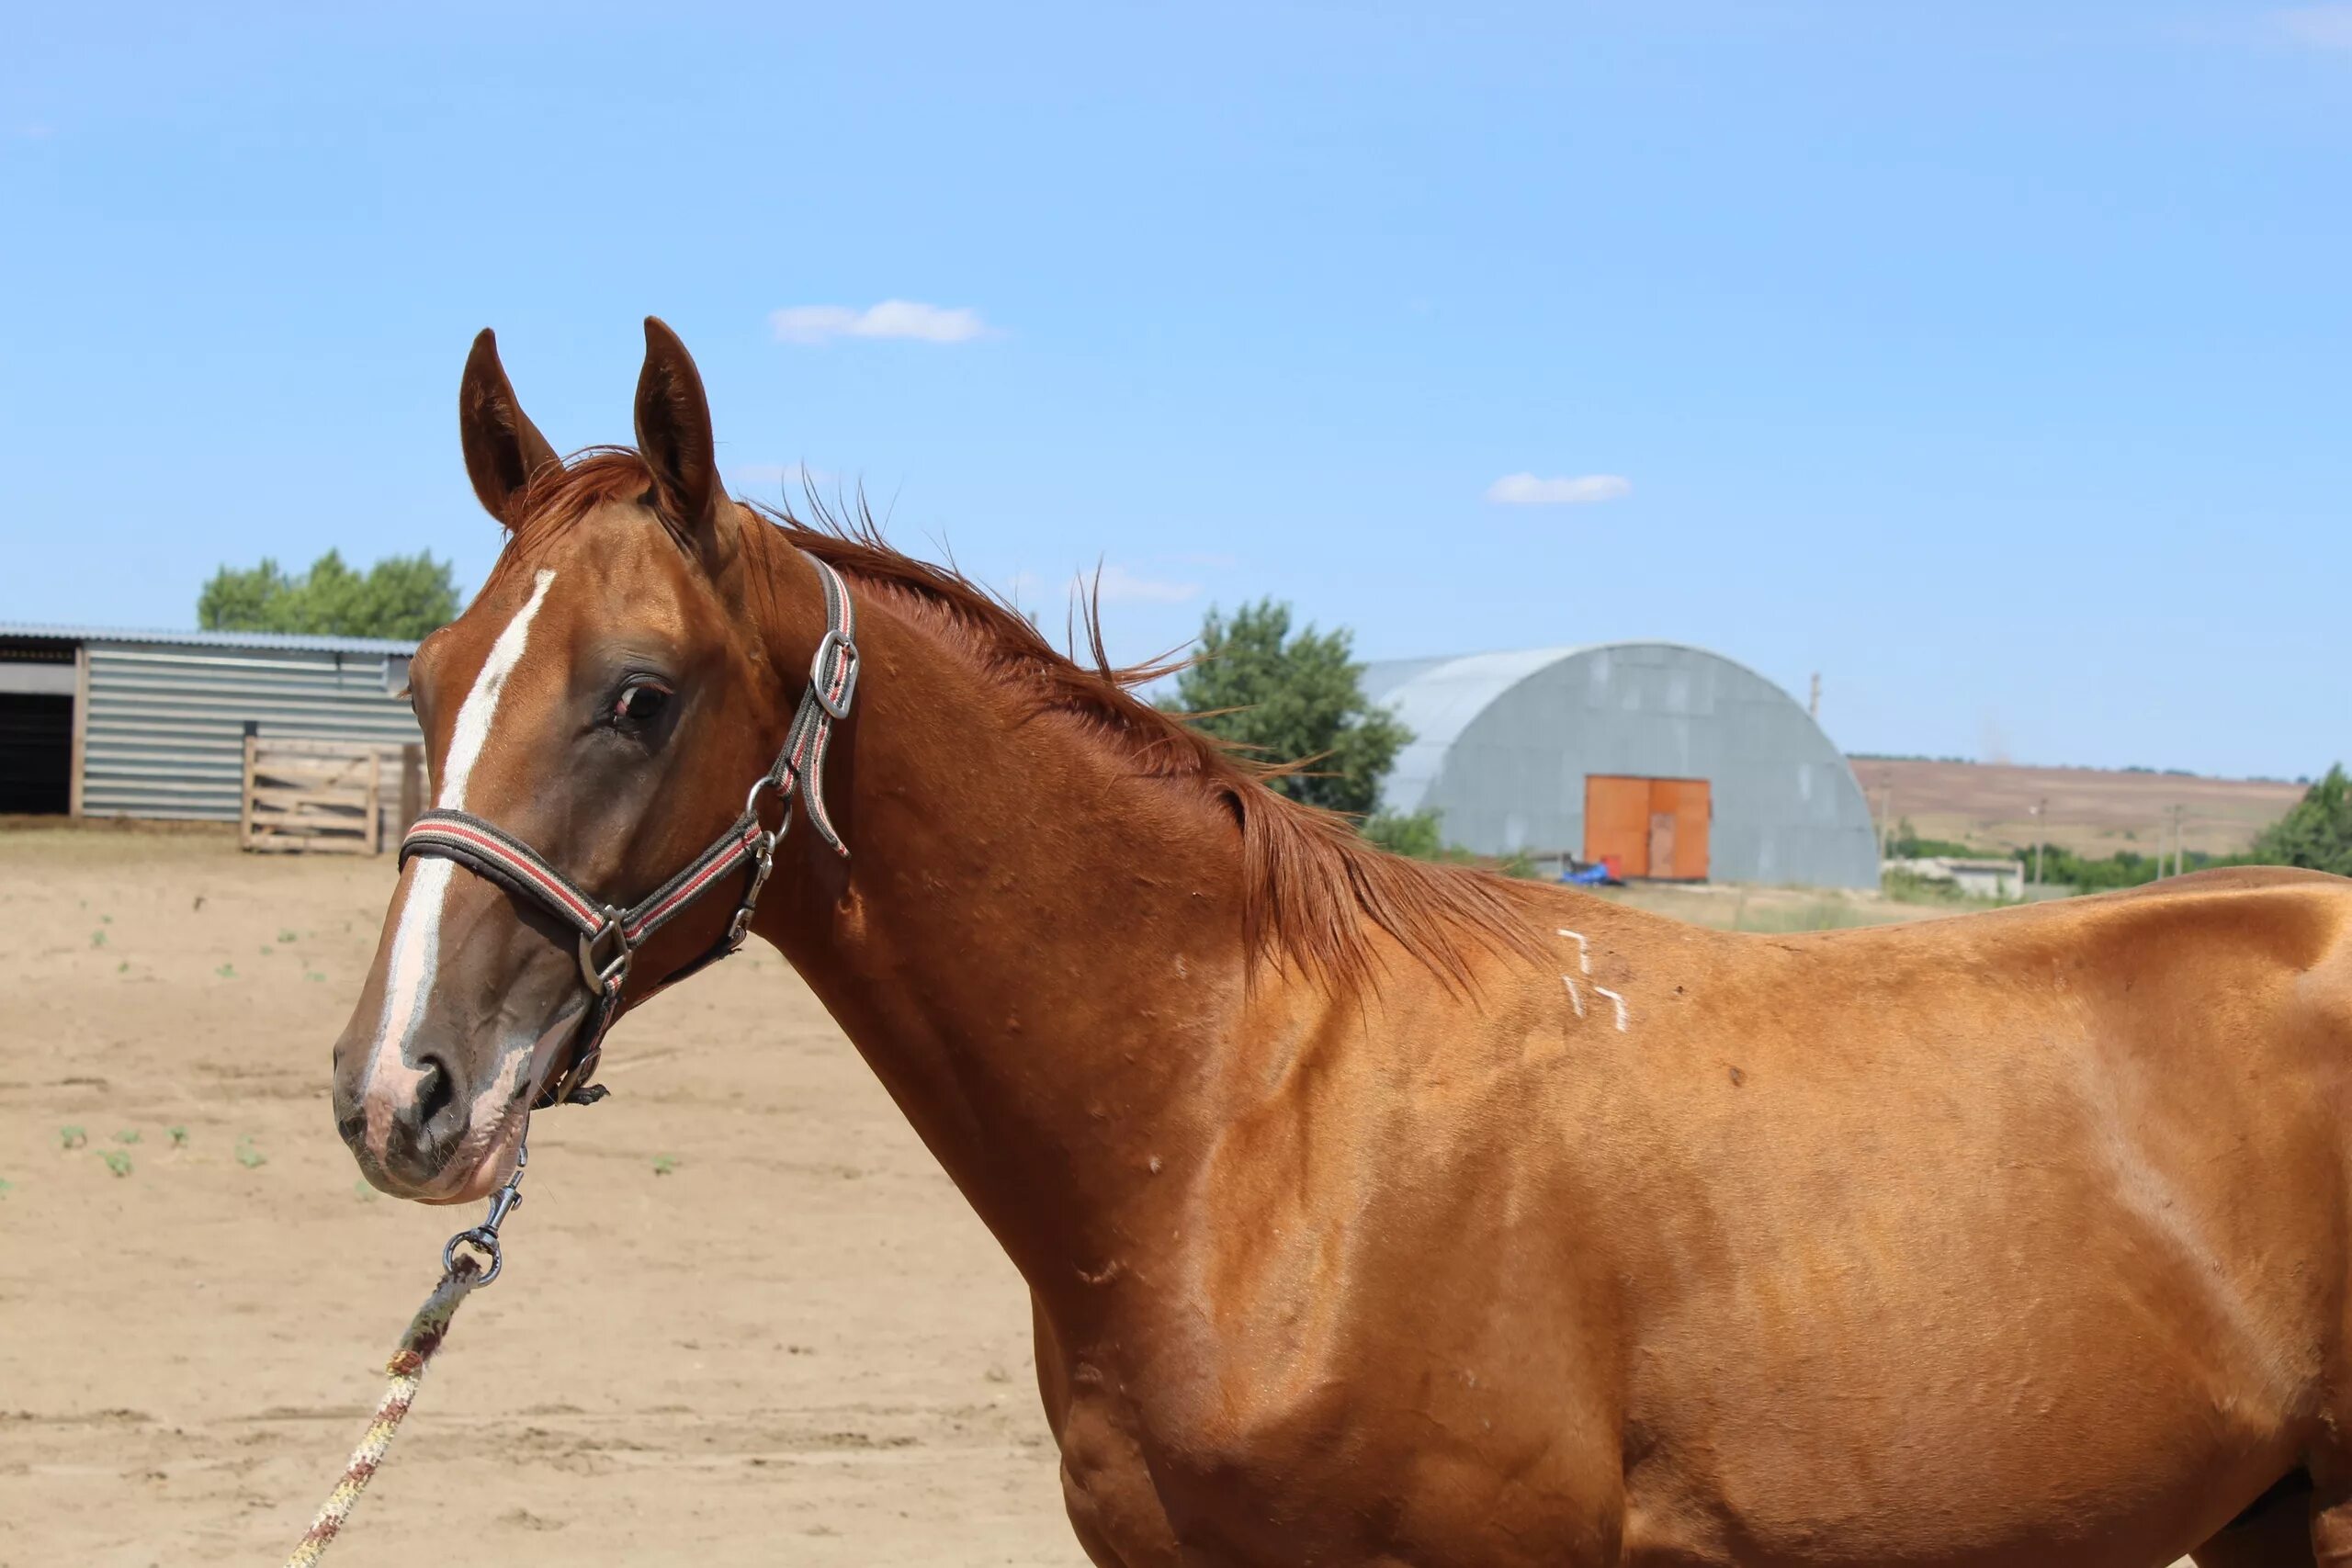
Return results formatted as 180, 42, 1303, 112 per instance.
397, 554, 859, 1109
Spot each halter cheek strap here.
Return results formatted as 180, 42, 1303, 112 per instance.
397, 554, 859, 1109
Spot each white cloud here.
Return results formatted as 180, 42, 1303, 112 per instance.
1485, 472, 1633, 506
2277, 5, 2352, 48
1009, 564, 1200, 607
770, 300, 998, 345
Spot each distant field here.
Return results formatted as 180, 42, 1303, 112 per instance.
1848, 758, 2307, 859
1600, 881, 1945, 932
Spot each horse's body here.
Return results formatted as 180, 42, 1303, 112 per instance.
1033, 874, 2352, 1567
333, 321, 2352, 1566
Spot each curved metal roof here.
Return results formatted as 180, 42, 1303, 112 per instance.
1363, 641, 1806, 816
1359, 641, 1879, 887
1361, 645, 1599, 818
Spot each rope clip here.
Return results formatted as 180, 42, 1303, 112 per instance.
441, 1136, 528, 1287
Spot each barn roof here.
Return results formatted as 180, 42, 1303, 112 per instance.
0, 623, 420, 656
1362, 641, 1802, 816
1361, 645, 1600, 817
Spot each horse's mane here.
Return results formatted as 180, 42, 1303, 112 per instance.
512, 450, 1545, 994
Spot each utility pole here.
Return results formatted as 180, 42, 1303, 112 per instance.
1809, 673, 1821, 721
2155, 805, 2184, 880
2030, 797, 2047, 892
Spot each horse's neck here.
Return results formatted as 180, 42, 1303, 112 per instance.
752, 567, 1258, 1301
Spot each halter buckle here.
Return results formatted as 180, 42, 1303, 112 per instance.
809, 628, 859, 721
577, 912, 632, 995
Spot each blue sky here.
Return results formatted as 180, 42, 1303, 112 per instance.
4, 3, 2346, 778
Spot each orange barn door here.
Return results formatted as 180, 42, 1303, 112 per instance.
1585, 775, 1711, 880
1583, 775, 1654, 876
1651, 778, 1711, 880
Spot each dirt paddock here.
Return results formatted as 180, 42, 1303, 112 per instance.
0, 828, 1080, 1565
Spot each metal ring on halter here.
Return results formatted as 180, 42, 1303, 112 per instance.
576, 912, 632, 994
810, 628, 859, 721
745, 772, 784, 818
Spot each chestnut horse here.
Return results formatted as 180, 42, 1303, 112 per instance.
333, 319, 2352, 1567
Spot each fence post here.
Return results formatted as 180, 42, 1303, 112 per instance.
366, 750, 383, 856
399, 744, 424, 837
240, 726, 258, 852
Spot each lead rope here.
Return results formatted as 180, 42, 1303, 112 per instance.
280, 1139, 531, 1566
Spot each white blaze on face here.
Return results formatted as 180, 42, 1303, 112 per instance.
362, 570, 557, 1128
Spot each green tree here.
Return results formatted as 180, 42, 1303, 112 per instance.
1168, 598, 1410, 817
198, 549, 461, 640
1363, 807, 1445, 858
2250, 764, 2352, 876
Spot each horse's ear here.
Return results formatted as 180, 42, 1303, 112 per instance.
633, 317, 726, 555
458, 329, 561, 529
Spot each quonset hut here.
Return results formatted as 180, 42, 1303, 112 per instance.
1360, 643, 1879, 890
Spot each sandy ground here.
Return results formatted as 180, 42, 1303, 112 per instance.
0, 826, 1081, 1566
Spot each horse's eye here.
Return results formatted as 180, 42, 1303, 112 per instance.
615, 683, 671, 726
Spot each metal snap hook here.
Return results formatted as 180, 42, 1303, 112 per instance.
725, 830, 779, 951
441, 1137, 528, 1286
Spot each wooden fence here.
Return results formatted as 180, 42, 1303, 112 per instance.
240, 737, 424, 855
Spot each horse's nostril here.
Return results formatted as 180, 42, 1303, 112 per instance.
415, 1054, 457, 1130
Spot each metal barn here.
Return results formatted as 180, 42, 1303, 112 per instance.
1361, 642, 1880, 890
0, 625, 422, 822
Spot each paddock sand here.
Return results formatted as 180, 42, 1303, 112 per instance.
0, 827, 1080, 1566
0, 829, 2200, 1567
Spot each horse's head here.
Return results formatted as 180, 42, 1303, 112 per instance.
334, 320, 796, 1203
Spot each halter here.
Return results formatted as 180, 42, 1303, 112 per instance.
397, 554, 859, 1109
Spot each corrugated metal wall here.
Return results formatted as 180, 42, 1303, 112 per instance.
82, 643, 422, 821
